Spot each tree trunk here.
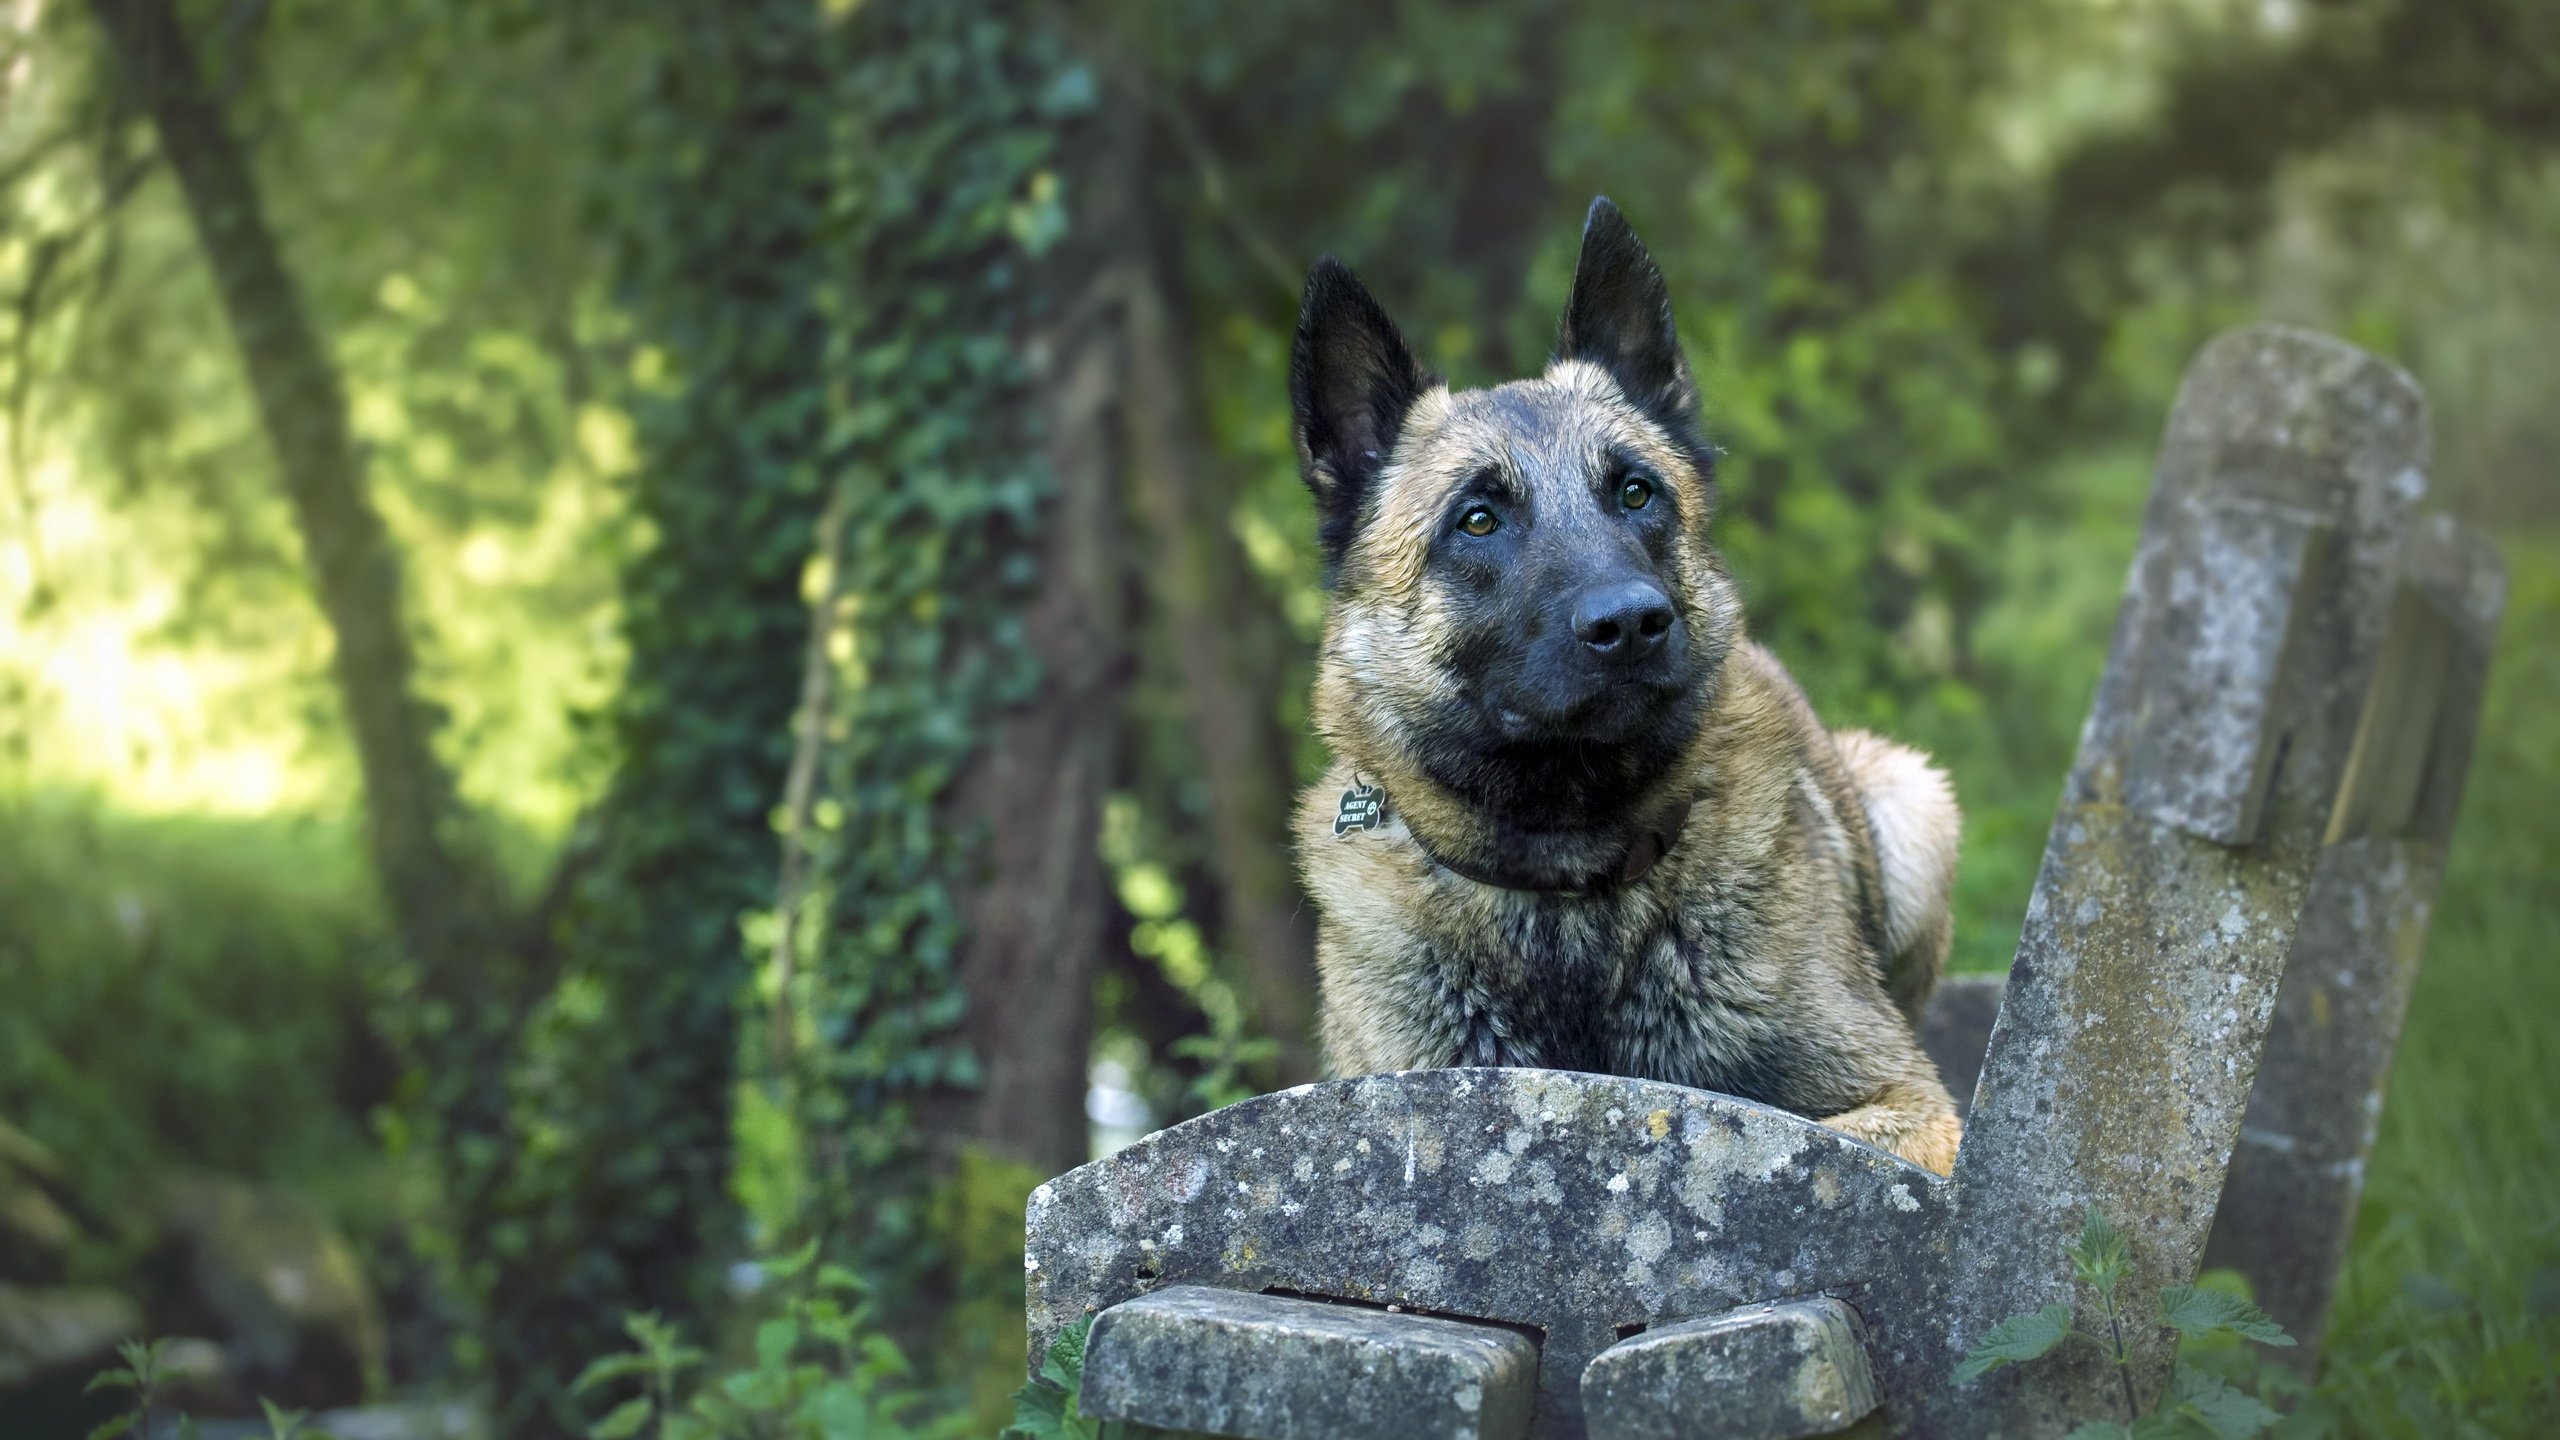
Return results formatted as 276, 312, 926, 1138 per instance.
87, 0, 505, 1010
1121, 252, 1321, 1083
934, 100, 1141, 1179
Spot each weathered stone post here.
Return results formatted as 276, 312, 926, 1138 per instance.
1018, 326, 2489, 1440
1939, 327, 2430, 1434
2199, 514, 2505, 1368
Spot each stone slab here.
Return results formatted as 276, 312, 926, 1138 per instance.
2202, 515, 2504, 1367
1081, 1285, 1537, 1440
1915, 975, 2004, 1121
1582, 1297, 1879, 1440
1028, 1068, 1948, 1438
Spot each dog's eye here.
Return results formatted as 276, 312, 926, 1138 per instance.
1619, 475, 1654, 511
1458, 505, 1500, 537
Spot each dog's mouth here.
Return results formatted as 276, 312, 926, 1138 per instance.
1421, 685, 1706, 833
1484, 671, 1691, 745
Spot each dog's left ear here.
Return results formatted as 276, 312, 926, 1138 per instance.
1555, 197, 1700, 427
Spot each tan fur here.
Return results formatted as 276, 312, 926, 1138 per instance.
1832, 729, 1961, 1023
1296, 362, 1965, 1175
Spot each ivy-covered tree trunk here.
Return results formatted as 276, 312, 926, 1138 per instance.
778, 6, 1135, 1377
476, 3, 833, 1434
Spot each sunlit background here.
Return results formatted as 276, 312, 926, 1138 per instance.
2, 0, 2554, 1436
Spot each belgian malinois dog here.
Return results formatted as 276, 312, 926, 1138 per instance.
1292, 198, 1963, 1173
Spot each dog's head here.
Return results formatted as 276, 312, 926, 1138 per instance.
1296, 198, 1741, 874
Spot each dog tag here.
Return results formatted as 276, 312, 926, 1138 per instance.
1334, 783, 1387, 837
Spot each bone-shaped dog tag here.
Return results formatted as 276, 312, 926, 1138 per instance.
1334, 783, 1387, 837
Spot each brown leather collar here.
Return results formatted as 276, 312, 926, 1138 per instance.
1402, 796, 1696, 895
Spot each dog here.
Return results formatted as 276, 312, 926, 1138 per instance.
1290, 197, 1964, 1174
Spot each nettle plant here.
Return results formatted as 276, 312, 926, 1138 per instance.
572, 1244, 969, 1440
1005, 1319, 1210, 1440
1957, 1208, 2296, 1439
86, 1338, 333, 1440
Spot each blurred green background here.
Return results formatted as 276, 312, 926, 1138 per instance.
1, 0, 2552, 1436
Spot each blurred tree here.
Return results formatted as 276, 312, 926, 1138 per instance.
86, 0, 526, 1310
79, 2, 827, 1433
464, 1, 834, 1432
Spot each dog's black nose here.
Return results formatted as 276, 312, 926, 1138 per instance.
1571, 580, 1675, 659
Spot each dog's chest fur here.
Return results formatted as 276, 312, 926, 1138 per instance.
1304, 691, 1893, 1122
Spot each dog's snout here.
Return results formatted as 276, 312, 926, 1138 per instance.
1571, 580, 1675, 659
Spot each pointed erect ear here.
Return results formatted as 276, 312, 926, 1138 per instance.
1291, 257, 1433, 573
1555, 197, 1699, 426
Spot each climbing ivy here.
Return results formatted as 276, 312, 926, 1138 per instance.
758, 0, 1093, 1340
454, 3, 838, 1434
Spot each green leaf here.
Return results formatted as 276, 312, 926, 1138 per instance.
1005, 1318, 1107, 1440
2071, 1208, 2131, 1297
754, 1316, 801, 1371
85, 1368, 137, 1395
2062, 1424, 2135, 1440
588, 1397, 653, 1440
84, 1414, 138, 1440
259, 1398, 309, 1440
2163, 1365, 2282, 1440
2159, 1286, 2296, 1347
1002, 1377, 1070, 1440
762, 1239, 822, 1281
1040, 1316, 1093, 1392
570, 1352, 660, 1395
1955, 1303, 2079, 1383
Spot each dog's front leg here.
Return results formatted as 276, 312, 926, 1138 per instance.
1817, 1081, 1962, 1176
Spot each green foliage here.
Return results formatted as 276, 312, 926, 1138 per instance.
0, 801, 386, 1233
2157, 1287, 2291, 1348
81, 1337, 236, 1440
570, 1250, 968, 1440
1959, 1207, 2297, 1436
1003, 1319, 1211, 1440
2075, 1209, 2133, 1300
1953, 1304, 2078, 1384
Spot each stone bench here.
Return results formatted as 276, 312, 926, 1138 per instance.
1022, 326, 2505, 1439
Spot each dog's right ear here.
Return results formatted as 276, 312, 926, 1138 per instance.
1291, 257, 1432, 574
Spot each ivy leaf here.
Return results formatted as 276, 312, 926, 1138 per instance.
2159, 1286, 2296, 1347
588, 1397, 653, 1440
2161, 1365, 2282, 1440
1955, 1303, 2078, 1383
2071, 1208, 2131, 1298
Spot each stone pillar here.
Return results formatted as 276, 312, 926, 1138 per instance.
1941, 327, 2430, 1435
2200, 515, 2505, 1367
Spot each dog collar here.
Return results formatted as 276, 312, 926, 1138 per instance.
1335, 779, 1693, 894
